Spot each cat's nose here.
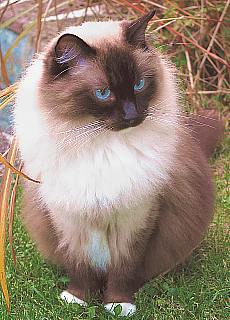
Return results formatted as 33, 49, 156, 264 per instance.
122, 101, 139, 121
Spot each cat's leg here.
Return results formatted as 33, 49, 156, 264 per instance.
21, 182, 62, 264
103, 229, 155, 316
61, 262, 104, 306
104, 263, 144, 316
103, 205, 159, 316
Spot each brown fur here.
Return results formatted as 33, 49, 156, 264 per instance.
186, 110, 224, 158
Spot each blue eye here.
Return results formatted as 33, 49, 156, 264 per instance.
95, 88, 111, 100
134, 79, 145, 92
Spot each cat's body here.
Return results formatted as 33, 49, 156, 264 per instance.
14, 11, 223, 316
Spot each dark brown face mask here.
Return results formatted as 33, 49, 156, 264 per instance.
42, 9, 157, 131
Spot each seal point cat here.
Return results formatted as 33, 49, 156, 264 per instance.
14, 9, 224, 316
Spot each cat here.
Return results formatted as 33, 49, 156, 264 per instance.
14, 9, 223, 316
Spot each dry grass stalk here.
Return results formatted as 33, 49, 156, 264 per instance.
8, 162, 23, 267
0, 46, 10, 87
0, 84, 17, 99
40, 0, 54, 40
0, 95, 15, 110
35, 0, 43, 53
0, 153, 40, 183
0, 138, 18, 311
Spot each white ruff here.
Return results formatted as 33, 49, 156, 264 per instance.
39, 123, 175, 216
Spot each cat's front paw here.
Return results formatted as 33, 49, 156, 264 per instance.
104, 302, 136, 316
60, 290, 87, 306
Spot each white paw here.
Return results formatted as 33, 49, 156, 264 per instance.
60, 290, 87, 306
104, 302, 136, 316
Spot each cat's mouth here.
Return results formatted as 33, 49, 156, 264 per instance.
112, 117, 145, 131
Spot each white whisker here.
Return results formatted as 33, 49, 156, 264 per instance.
53, 66, 77, 80
146, 115, 199, 143
56, 122, 110, 154
56, 120, 104, 135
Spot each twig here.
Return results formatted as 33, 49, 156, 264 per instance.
141, 0, 166, 10
154, 18, 178, 32
194, 0, 230, 87
187, 90, 230, 95
35, 0, 43, 53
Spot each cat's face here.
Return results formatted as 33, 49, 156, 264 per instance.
40, 10, 168, 133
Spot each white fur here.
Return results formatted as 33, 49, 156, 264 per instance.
66, 21, 122, 45
105, 302, 136, 316
14, 20, 180, 267
60, 290, 87, 306
87, 230, 110, 270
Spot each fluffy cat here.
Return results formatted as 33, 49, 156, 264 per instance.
14, 10, 223, 316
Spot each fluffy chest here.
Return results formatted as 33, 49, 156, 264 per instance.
40, 135, 165, 215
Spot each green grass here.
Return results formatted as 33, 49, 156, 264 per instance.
0, 137, 229, 320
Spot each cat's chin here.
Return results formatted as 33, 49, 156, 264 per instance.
112, 117, 144, 132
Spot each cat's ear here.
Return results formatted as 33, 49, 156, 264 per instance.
125, 9, 156, 48
54, 33, 96, 64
